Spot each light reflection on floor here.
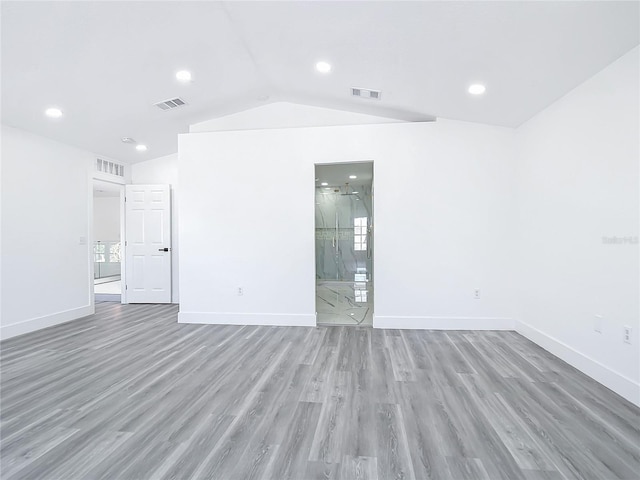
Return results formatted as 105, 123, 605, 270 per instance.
95, 279, 121, 295
316, 281, 373, 326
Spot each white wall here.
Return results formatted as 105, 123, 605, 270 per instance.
93, 196, 120, 241
515, 47, 639, 405
1, 126, 94, 339
190, 101, 404, 133
179, 120, 517, 328
131, 153, 179, 303
0, 133, 3, 327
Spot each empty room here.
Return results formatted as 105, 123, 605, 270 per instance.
1, 1, 638, 479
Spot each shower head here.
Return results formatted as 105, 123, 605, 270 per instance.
340, 182, 358, 196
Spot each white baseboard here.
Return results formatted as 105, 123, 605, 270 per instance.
178, 311, 316, 327
0, 305, 95, 341
373, 315, 515, 330
516, 320, 640, 407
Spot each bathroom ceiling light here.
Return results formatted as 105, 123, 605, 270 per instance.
468, 84, 486, 95
45, 107, 63, 118
315, 61, 332, 74
176, 70, 192, 82
321, 182, 328, 186
135, 144, 148, 152
349, 175, 357, 179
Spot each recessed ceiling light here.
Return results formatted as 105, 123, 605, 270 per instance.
349, 175, 357, 179
44, 107, 63, 118
176, 70, 192, 82
121, 137, 136, 144
135, 144, 148, 152
315, 61, 332, 74
321, 182, 328, 186
468, 84, 486, 95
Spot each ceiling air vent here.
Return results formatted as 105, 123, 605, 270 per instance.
154, 97, 187, 111
351, 87, 381, 100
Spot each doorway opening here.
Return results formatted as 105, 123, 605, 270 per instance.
93, 180, 123, 302
315, 162, 373, 326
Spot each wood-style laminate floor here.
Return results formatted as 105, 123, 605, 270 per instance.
1, 303, 639, 480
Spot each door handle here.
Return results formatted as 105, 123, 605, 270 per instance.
158, 247, 171, 252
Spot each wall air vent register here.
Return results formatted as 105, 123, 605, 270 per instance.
96, 158, 125, 177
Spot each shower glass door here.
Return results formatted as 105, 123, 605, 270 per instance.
315, 187, 372, 282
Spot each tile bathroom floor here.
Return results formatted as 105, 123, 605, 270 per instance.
316, 280, 373, 326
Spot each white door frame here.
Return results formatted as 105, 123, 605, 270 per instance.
314, 160, 375, 326
90, 179, 127, 304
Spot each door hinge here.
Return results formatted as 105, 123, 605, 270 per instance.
126, 284, 128, 290
125, 241, 127, 246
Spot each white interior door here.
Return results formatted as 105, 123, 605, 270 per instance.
125, 184, 172, 303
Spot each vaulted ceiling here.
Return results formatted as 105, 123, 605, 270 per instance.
2, 1, 638, 163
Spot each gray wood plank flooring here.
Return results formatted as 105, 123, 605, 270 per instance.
1, 303, 639, 479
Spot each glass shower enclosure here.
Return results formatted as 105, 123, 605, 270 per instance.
315, 163, 373, 326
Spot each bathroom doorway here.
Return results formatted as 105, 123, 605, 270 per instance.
93, 180, 123, 302
315, 162, 373, 326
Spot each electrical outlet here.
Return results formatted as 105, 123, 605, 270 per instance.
623, 326, 632, 344
474, 289, 480, 300
594, 315, 603, 333
237, 287, 243, 296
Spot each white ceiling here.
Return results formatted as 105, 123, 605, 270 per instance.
2, 1, 638, 164
93, 180, 121, 198
316, 162, 373, 191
